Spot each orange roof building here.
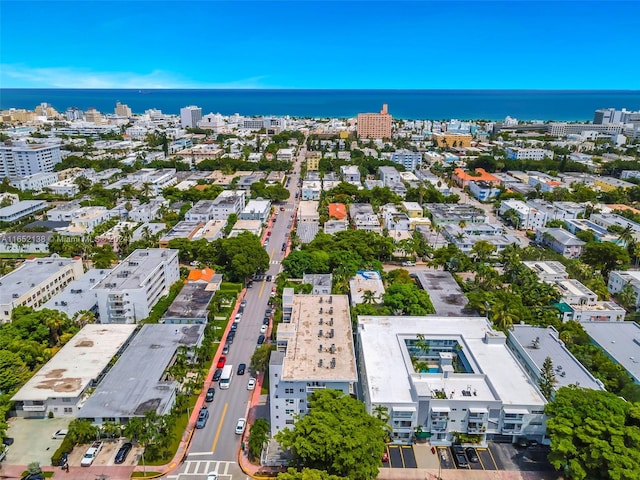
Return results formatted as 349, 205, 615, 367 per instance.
187, 267, 216, 283
452, 168, 501, 188
328, 203, 347, 220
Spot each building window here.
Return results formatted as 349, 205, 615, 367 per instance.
285, 388, 294, 394
64, 407, 72, 413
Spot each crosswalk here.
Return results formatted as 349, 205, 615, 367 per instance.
270, 260, 280, 265
166, 458, 236, 479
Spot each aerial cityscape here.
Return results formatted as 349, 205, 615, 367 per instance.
1, 2, 639, 480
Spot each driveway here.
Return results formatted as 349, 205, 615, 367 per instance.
3, 416, 70, 467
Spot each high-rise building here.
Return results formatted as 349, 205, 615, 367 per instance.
180, 105, 202, 128
0, 143, 62, 178
85, 108, 103, 124
115, 101, 132, 117
357, 104, 392, 139
594, 108, 640, 124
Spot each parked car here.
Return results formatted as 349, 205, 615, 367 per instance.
237, 363, 246, 375
263, 317, 270, 325
266, 275, 273, 282
260, 324, 268, 334
401, 261, 415, 267
52, 429, 68, 439
465, 447, 478, 463
454, 453, 469, 468
207, 473, 218, 480
235, 418, 247, 435
234, 313, 242, 322
247, 377, 256, 390
280, 206, 285, 211
217, 356, 226, 369
114, 442, 132, 464
196, 408, 209, 429
230, 323, 238, 332
227, 331, 236, 343
240, 300, 247, 308
281, 243, 287, 251
222, 342, 230, 355
205, 387, 215, 402
382, 451, 389, 463
257, 334, 266, 346
213, 368, 223, 381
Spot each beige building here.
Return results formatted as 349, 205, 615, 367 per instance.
432, 132, 472, 148
85, 108, 103, 124
357, 104, 392, 139
0, 255, 84, 323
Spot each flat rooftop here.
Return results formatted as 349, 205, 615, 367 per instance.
510, 325, 604, 391
299, 200, 319, 218
94, 249, 178, 291
163, 283, 215, 321
0, 256, 81, 305
582, 321, 640, 383
278, 294, 357, 382
160, 221, 201, 242
414, 270, 469, 316
522, 261, 568, 280
79, 324, 205, 418
39, 268, 111, 316
11, 324, 136, 401
349, 271, 385, 305
357, 316, 546, 406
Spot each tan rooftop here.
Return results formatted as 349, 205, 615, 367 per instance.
279, 294, 357, 382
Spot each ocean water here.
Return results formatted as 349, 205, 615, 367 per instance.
1, 89, 639, 121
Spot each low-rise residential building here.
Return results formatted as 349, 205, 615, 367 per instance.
349, 271, 385, 306
527, 172, 564, 192
522, 261, 569, 284
95, 221, 139, 252
0, 200, 47, 223
357, 316, 547, 446
185, 200, 216, 222
431, 132, 472, 148
582, 321, 640, 384
79, 324, 205, 424
499, 200, 547, 230
269, 294, 357, 435
328, 203, 347, 220
240, 199, 271, 223
442, 224, 521, 253
0, 255, 84, 323
10, 324, 136, 418
402, 202, 423, 218
468, 180, 501, 202
39, 268, 111, 319
10, 172, 59, 191
301, 180, 321, 200
555, 279, 626, 323
608, 270, 640, 308
128, 199, 165, 222
391, 149, 422, 171
535, 228, 585, 258
414, 270, 469, 316
425, 204, 486, 226
276, 148, 295, 161
162, 283, 215, 324
349, 203, 382, 233
340, 165, 361, 184
191, 220, 225, 241
302, 274, 333, 295
564, 218, 621, 244
505, 147, 554, 160
324, 220, 348, 235
158, 221, 202, 247
94, 249, 180, 324
452, 168, 500, 188
210, 190, 246, 220
594, 176, 635, 192
229, 219, 263, 237
589, 213, 640, 243
508, 325, 605, 396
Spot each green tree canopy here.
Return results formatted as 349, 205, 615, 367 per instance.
545, 386, 640, 480
277, 469, 348, 480
581, 242, 630, 279
276, 390, 386, 480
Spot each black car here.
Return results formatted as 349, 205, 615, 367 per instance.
237, 363, 246, 375
226, 331, 236, 343
454, 453, 469, 468
195, 407, 209, 429
205, 387, 215, 402
257, 334, 266, 346
263, 317, 270, 325
266, 275, 273, 282
230, 322, 238, 332
281, 243, 286, 251
114, 442, 132, 464
465, 447, 478, 463
213, 368, 223, 381
2, 438, 14, 446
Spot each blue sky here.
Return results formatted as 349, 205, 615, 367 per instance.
1, 1, 638, 89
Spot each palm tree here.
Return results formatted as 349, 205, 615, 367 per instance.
362, 290, 378, 305
73, 310, 96, 327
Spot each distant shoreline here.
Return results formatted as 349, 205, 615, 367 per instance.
2, 89, 639, 122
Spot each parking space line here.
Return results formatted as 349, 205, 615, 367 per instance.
476, 447, 488, 469
486, 446, 498, 470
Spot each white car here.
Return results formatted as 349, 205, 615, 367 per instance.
207, 473, 218, 480
234, 313, 242, 322
260, 324, 268, 334
52, 429, 68, 439
247, 377, 256, 390
235, 417, 247, 435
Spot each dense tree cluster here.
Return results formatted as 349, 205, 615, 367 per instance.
276, 390, 386, 480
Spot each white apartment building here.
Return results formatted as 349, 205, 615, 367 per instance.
39, 268, 111, 319
378, 166, 402, 186
357, 316, 548, 446
547, 123, 623, 136
340, 165, 361, 184
499, 200, 547, 230
10, 172, 59, 191
129, 168, 177, 195
240, 199, 271, 223
128, 199, 165, 222
210, 190, 246, 220
185, 200, 217, 222
64, 206, 114, 234
0, 143, 62, 177
301, 181, 321, 200
505, 147, 554, 161
94, 249, 180, 324
47, 178, 79, 196
391, 149, 422, 171
276, 148, 295, 161
555, 279, 626, 323
608, 271, 640, 308
0, 200, 47, 222
0, 255, 84, 323
95, 221, 139, 252
522, 261, 569, 284
180, 105, 202, 128
349, 203, 382, 233
269, 294, 357, 436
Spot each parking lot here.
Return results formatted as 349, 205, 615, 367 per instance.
381, 442, 554, 473
3, 416, 70, 466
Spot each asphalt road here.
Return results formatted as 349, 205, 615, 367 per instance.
172, 147, 304, 478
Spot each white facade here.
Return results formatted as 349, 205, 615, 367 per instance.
10, 172, 59, 191
0, 143, 62, 177
608, 270, 640, 308
180, 105, 202, 128
499, 200, 547, 230
94, 249, 180, 324
269, 294, 357, 436
211, 190, 246, 220
0, 200, 47, 222
505, 147, 554, 160
240, 199, 271, 223
0, 255, 84, 323
391, 149, 422, 171
357, 316, 547, 446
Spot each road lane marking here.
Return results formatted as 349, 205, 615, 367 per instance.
211, 402, 228, 453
